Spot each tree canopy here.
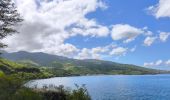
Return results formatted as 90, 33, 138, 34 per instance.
0, 0, 23, 48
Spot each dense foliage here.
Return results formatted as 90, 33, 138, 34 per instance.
0, 58, 53, 80
0, 0, 23, 48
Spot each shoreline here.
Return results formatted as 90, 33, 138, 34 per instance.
30, 73, 170, 81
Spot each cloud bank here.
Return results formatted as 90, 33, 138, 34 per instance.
148, 0, 170, 18
2, 0, 109, 57
144, 59, 170, 67
2, 0, 170, 61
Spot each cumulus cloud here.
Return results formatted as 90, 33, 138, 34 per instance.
159, 32, 170, 42
75, 45, 110, 59
110, 47, 128, 56
75, 43, 131, 59
2, 0, 109, 57
144, 62, 154, 67
144, 59, 170, 67
130, 46, 137, 52
148, 0, 170, 18
142, 27, 153, 36
75, 48, 91, 59
40, 43, 79, 57
165, 60, 170, 66
144, 36, 157, 46
71, 25, 109, 37
144, 31, 153, 36
2, 0, 159, 60
111, 24, 144, 43
155, 60, 163, 66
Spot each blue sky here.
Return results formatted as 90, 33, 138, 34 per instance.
65, 0, 170, 69
3, 0, 170, 70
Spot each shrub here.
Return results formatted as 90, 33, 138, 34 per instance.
0, 75, 42, 100
67, 84, 91, 100
0, 75, 91, 100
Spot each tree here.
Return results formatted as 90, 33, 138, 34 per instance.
0, 0, 23, 48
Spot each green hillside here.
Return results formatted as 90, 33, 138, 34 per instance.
0, 51, 165, 76
0, 52, 167, 100
0, 58, 91, 100
0, 58, 53, 79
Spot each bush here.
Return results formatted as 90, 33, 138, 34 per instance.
0, 75, 42, 100
37, 84, 91, 100
0, 75, 91, 100
68, 84, 91, 100
0, 70, 4, 76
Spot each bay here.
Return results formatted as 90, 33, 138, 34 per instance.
28, 74, 170, 100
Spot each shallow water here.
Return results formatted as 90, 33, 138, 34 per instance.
28, 74, 170, 100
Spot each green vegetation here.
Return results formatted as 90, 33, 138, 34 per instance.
0, 52, 167, 100
0, 53, 167, 100
1, 51, 165, 76
0, 58, 54, 80
0, 75, 91, 100
0, 75, 42, 100
0, 59, 91, 100
0, 70, 4, 76
0, 0, 23, 48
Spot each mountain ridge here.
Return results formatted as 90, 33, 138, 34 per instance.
0, 51, 165, 75
0, 51, 138, 66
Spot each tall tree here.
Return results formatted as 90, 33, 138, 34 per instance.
0, 0, 23, 48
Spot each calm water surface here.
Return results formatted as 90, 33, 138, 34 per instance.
28, 75, 170, 100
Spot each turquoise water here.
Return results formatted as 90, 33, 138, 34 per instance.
29, 75, 170, 100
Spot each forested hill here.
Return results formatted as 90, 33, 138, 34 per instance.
0, 51, 165, 75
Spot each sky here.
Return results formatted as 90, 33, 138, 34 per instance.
2, 0, 170, 70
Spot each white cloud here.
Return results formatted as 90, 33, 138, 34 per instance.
2, 0, 156, 59
165, 60, 170, 66
144, 31, 153, 36
75, 48, 91, 59
75, 43, 130, 59
110, 47, 127, 56
144, 36, 157, 46
159, 32, 170, 42
111, 24, 143, 43
143, 27, 153, 36
155, 60, 163, 66
148, 0, 170, 18
71, 25, 109, 37
144, 62, 154, 67
75, 46, 109, 60
2, 0, 109, 57
144, 59, 170, 67
130, 46, 137, 52
39, 43, 79, 57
